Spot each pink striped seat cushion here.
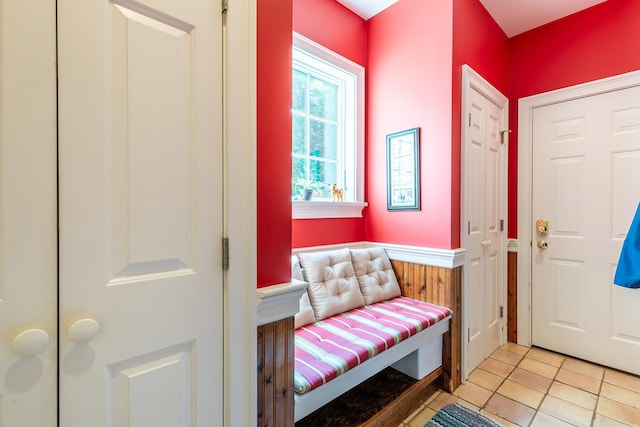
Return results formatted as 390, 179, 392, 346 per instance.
294, 296, 452, 394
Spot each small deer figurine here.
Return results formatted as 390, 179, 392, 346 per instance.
330, 184, 344, 202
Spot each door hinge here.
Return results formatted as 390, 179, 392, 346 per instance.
468, 113, 471, 127
222, 0, 228, 14
500, 219, 504, 232
222, 237, 229, 271
468, 221, 471, 235
500, 306, 504, 318
500, 129, 511, 144
467, 328, 471, 343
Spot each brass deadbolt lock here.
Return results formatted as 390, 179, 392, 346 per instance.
536, 219, 549, 237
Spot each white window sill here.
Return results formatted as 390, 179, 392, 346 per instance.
292, 200, 368, 219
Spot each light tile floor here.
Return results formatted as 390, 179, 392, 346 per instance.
400, 343, 640, 427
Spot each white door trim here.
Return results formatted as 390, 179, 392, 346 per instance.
461, 64, 509, 379
225, 1, 257, 425
517, 69, 640, 347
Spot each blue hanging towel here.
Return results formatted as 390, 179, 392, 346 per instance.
614, 203, 640, 288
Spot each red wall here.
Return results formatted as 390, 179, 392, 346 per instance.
291, 0, 367, 249
257, 0, 292, 287
365, 0, 454, 249
452, 0, 509, 246
507, 0, 640, 237
292, 218, 365, 248
293, 0, 366, 66
453, 0, 508, 96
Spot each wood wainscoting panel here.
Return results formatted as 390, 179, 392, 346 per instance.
257, 316, 294, 427
507, 251, 517, 343
391, 260, 462, 392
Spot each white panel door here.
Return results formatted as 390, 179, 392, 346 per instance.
532, 85, 640, 375
466, 87, 503, 372
0, 1, 57, 425
58, 0, 224, 425
483, 96, 502, 362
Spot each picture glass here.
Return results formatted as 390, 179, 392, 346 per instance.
386, 128, 420, 210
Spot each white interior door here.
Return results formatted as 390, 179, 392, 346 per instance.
58, 0, 224, 424
531, 85, 640, 375
0, 1, 57, 425
464, 81, 506, 373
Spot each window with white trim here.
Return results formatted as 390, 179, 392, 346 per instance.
292, 33, 366, 219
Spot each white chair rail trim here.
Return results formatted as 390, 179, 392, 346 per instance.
256, 279, 307, 327
292, 241, 464, 268
369, 242, 465, 268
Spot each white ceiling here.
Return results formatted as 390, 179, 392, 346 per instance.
478, 0, 607, 37
336, 0, 398, 20
337, 0, 608, 37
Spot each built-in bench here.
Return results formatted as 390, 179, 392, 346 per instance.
292, 247, 452, 422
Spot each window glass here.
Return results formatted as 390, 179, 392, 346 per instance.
292, 115, 306, 155
309, 77, 337, 121
292, 69, 307, 112
310, 120, 337, 160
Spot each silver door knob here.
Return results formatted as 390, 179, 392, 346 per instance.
68, 318, 100, 343
537, 240, 548, 250
481, 240, 492, 247
12, 328, 50, 358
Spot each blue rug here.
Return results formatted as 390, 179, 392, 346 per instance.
425, 403, 503, 427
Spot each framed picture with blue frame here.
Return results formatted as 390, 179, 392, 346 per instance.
386, 127, 420, 210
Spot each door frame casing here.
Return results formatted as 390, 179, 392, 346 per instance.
517, 69, 640, 347
460, 64, 509, 379
225, 0, 257, 425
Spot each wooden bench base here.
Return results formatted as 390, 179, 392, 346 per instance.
364, 367, 442, 427
296, 367, 442, 426
294, 316, 449, 421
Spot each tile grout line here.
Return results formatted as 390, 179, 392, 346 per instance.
487, 347, 533, 426
502, 346, 542, 427
590, 368, 606, 427
462, 347, 530, 426
522, 347, 545, 427
525, 348, 564, 427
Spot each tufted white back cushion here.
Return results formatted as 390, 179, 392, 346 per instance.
292, 255, 315, 328
295, 291, 316, 329
292, 254, 304, 281
350, 247, 401, 305
298, 248, 365, 320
